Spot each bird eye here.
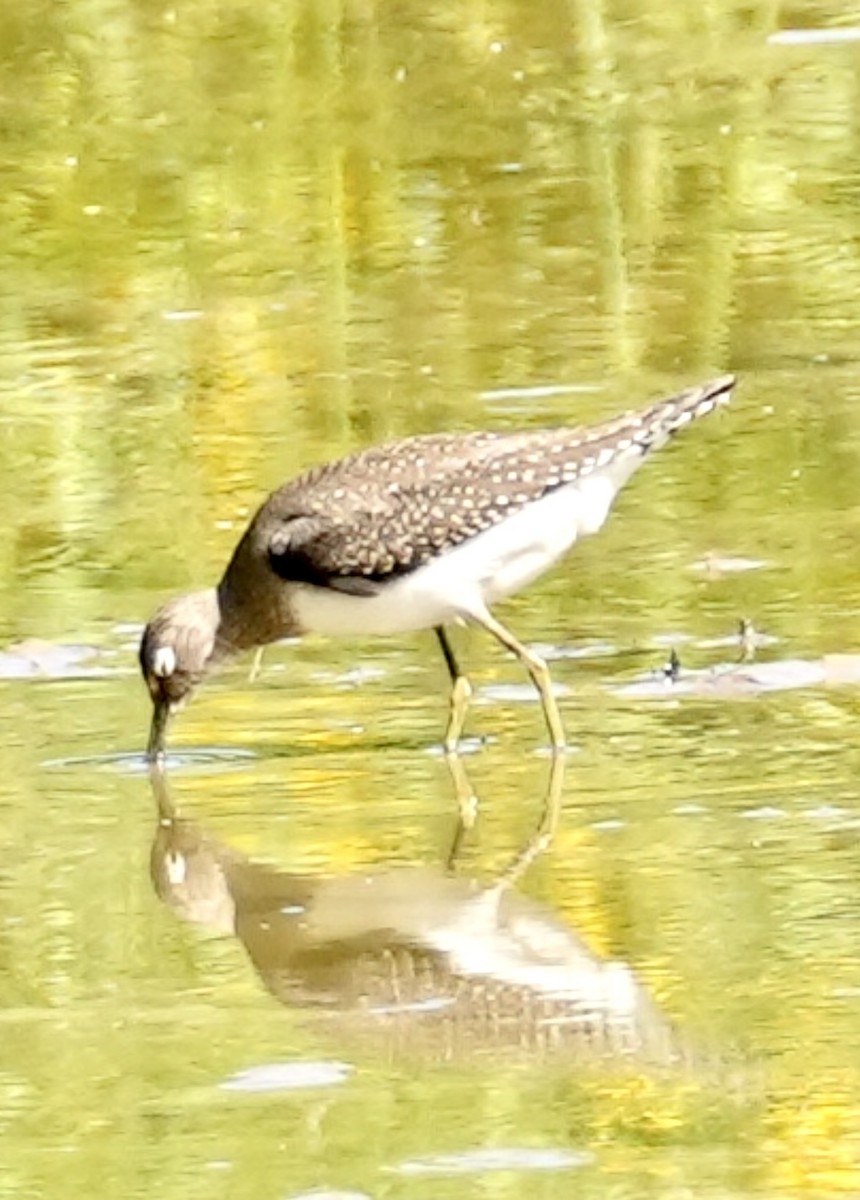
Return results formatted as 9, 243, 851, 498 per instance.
152, 646, 177, 678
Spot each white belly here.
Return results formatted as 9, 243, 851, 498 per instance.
289, 474, 619, 638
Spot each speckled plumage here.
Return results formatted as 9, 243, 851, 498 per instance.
227, 375, 734, 592
140, 375, 736, 759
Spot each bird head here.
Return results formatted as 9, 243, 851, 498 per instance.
139, 589, 221, 760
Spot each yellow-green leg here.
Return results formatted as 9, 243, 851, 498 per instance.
473, 610, 567, 752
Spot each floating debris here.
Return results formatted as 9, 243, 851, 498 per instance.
741, 806, 787, 821
663, 648, 682, 682
220, 1061, 353, 1094
287, 1192, 371, 1200
614, 658, 832, 700
162, 308, 205, 321
698, 619, 778, 658
0, 639, 105, 679
690, 554, 769, 576
529, 640, 617, 662
768, 28, 860, 45
480, 383, 602, 402
391, 1147, 593, 1176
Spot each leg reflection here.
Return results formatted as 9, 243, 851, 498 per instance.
445, 751, 566, 877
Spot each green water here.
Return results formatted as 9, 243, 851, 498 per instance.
3, 1, 860, 1196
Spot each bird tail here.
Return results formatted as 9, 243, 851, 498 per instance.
631, 375, 736, 455
583, 375, 736, 505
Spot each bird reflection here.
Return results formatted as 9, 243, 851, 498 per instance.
149, 762, 683, 1063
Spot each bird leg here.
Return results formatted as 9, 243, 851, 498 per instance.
436, 626, 473, 754
248, 646, 265, 682
472, 610, 567, 752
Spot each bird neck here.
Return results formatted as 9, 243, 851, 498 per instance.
216, 531, 302, 653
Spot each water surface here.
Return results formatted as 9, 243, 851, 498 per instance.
2, 2, 860, 1197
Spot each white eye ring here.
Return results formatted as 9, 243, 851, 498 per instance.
152, 646, 177, 678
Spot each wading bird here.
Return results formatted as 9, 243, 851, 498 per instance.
140, 375, 734, 759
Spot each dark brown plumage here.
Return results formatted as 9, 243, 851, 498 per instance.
237, 381, 731, 589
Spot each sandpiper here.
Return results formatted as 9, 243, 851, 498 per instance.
140, 375, 735, 759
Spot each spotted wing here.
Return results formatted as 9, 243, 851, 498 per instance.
263, 376, 734, 591
263, 430, 526, 592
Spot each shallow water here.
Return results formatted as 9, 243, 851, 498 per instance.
3, 2, 860, 1197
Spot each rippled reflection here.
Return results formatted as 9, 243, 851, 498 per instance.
149, 760, 688, 1065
